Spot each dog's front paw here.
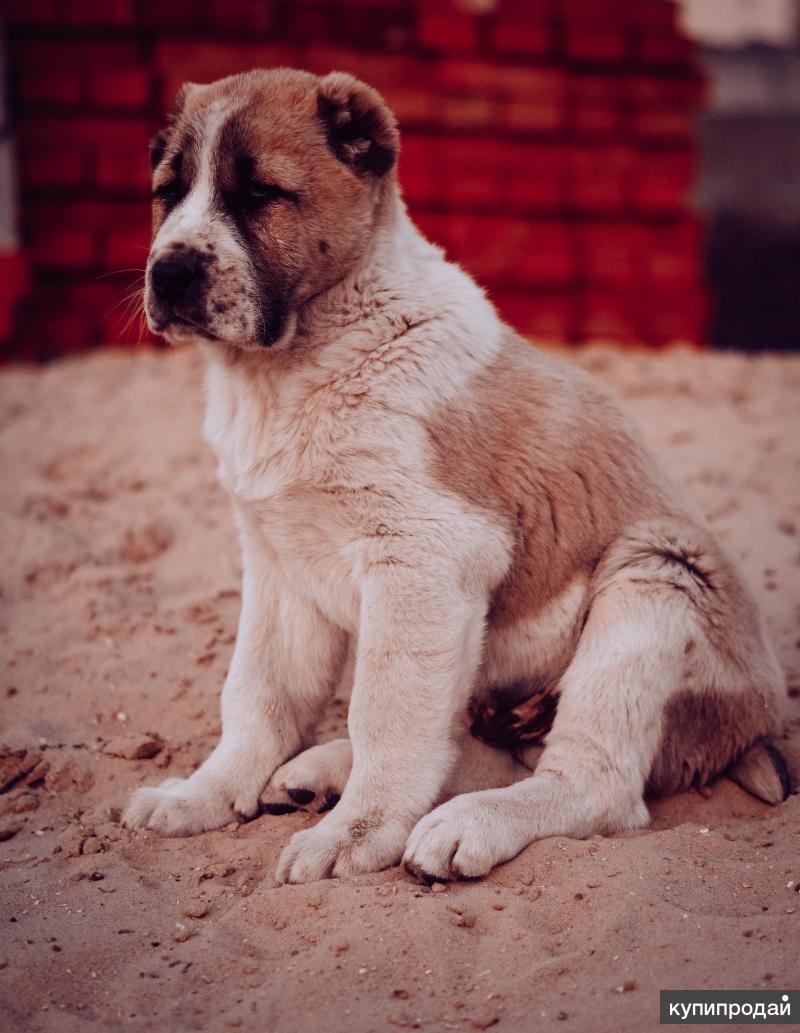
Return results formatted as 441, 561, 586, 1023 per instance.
403, 791, 523, 882
260, 739, 352, 816
275, 810, 406, 883
123, 774, 257, 837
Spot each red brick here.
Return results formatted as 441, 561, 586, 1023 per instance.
638, 287, 707, 344
492, 11, 550, 56
12, 40, 143, 72
565, 25, 628, 63
443, 168, 497, 208
4, 0, 61, 23
439, 137, 517, 172
398, 136, 439, 204
284, 2, 335, 41
429, 215, 573, 287
30, 226, 98, 270
438, 95, 497, 131
467, 217, 534, 282
156, 42, 300, 105
626, 0, 678, 30
627, 75, 705, 109
304, 48, 425, 88
102, 298, 157, 347
25, 201, 148, 272
437, 61, 566, 100
494, 292, 574, 343
336, 3, 413, 50
21, 143, 89, 189
569, 75, 623, 136
571, 73, 621, 105
27, 199, 148, 234
103, 226, 153, 273
0, 253, 29, 297
20, 283, 135, 356
17, 67, 84, 107
94, 145, 152, 193
422, 138, 543, 209
560, 0, 674, 30
418, 7, 480, 51
631, 108, 695, 142
88, 68, 153, 110
0, 254, 30, 342
20, 117, 153, 151
632, 151, 695, 213
507, 147, 567, 209
573, 104, 623, 137
0, 309, 13, 344
22, 309, 98, 355
579, 223, 645, 287
637, 28, 697, 66
516, 224, 575, 287
140, 0, 201, 27
381, 88, 436, 127
334, 0, 415, 8
205, 0, 276, 34
417, 215, 529, 282
500, 97, 564, 134
576, 290, 640, 344
568, 146, 634, 214
642, 222, 703, 287
65, 0, 135, 24
412, 211, 450, 250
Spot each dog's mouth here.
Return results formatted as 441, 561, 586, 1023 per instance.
156, 314, 220, 343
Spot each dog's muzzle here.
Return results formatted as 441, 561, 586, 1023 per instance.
147, 247, 215, 338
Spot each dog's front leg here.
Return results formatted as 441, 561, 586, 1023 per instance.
275, 567, 486, 882
123, 505, 347, 836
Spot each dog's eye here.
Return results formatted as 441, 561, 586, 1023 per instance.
153, 180, 187, 208
245, 181, 289, 206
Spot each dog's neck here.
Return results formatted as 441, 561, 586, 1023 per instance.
292, 200, 437, 349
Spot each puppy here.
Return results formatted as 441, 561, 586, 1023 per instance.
123, 68, 790, 884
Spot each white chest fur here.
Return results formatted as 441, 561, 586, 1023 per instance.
202, 352, 367, 629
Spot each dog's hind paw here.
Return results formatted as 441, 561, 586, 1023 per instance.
260, 738, 352, 816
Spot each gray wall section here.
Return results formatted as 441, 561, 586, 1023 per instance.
0, 22, 20, 251
696, 45, 800, 349
697, 47, 800, 226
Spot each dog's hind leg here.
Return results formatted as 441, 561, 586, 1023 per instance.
261, 723, 529, 816
404, 520, 786, 882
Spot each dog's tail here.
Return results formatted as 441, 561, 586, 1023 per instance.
727, 736, 798, 804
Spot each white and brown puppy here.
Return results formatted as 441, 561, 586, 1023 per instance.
123, 68, 791, 884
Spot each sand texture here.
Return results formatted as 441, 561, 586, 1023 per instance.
1, 344, 798, 1032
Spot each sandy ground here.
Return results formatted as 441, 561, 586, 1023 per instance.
0, 343, 798, 1033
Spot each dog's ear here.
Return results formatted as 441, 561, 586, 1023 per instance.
317, 72, 398, 177
150, 82, 199, 170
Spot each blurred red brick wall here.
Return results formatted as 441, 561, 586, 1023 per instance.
4, 0, 707, 360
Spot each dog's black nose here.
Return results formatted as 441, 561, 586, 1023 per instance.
151, 256, 204, 301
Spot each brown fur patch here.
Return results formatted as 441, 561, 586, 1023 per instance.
425, 337, 673, 636
647, 689, 781, 796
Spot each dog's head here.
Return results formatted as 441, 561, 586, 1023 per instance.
144, 68, 399, 350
